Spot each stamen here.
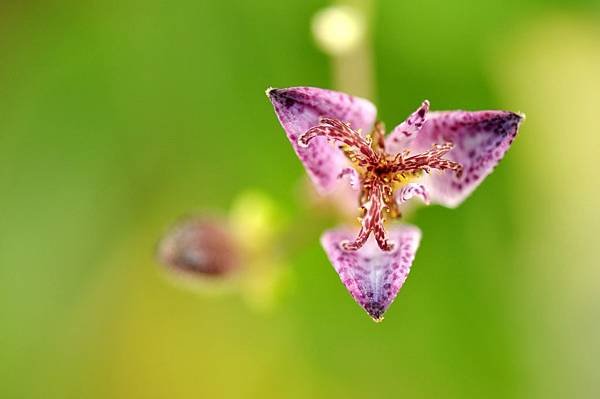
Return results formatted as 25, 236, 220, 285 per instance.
391, 142, 463, 177
298, 118, 377, 166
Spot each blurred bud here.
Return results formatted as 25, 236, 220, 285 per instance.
311, 5, 366, 56
157, 217, 241, 278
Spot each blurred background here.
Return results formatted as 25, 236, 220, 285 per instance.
1, 0, 599, 398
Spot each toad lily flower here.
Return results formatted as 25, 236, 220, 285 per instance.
267, 86, 523, 321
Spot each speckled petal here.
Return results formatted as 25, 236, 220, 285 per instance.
408, 110, 523, 207
386, 100, 430, 152
321, 225, 421, 321
267, 87, 377, 194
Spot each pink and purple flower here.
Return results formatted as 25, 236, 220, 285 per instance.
267, 86, 523, 321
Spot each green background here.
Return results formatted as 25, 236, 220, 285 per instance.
1, 0, 599, 398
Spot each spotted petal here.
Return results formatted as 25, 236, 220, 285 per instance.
267, 86, 376, 194
321, 225, 421, 321
386, 100, 430, 151
395, 110, 524, 208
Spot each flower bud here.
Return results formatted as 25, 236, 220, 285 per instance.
157, 217, 241, 278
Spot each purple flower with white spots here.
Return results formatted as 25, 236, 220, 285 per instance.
267, 86, 523, 321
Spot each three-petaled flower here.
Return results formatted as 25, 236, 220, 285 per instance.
267, 87, 523, 321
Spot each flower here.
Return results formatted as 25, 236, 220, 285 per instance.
267, 86, 523, 321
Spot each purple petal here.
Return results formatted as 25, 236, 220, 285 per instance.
386, 100, 430, 152
406, 110, 523, 207
321, 225, 421, 321
267, 87, 376, 194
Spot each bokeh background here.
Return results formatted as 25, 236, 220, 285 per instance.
1, 0, 599, 398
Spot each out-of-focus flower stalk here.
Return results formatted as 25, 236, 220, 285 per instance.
311, 1, 376, 99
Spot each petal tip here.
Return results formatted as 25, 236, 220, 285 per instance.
266, 87, 300, 103
265, 86, 303, 100
498, 110, 525, 126
506, 110, 525, 120
266, 87, 285, 101
364, 302, 386, 322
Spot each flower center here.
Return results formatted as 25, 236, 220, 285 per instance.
299, 118, 462, 251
